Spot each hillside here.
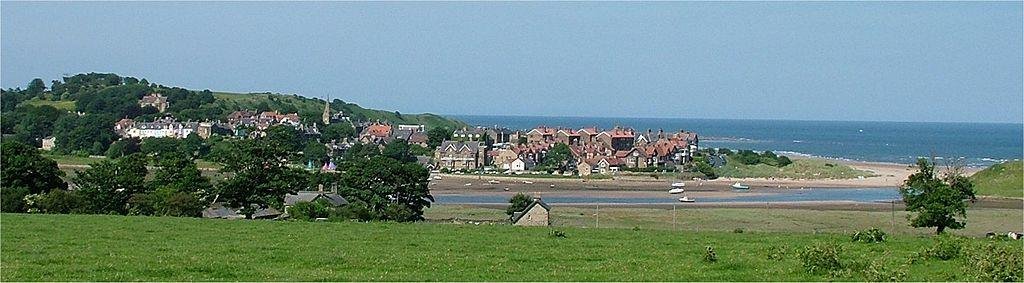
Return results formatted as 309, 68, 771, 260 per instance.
212, 92, 466, 129
971, 160, 1023, 199
2, 213, 1019, 281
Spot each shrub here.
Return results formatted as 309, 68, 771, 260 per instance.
851, 228, 886, 243
1, 187, 30, 213
288, 200, 331, 221
28, 190, 87, 214
766, 246, 787, 261
549, 230, 567, 238
863, 259, 907, 282
966, 243, 1023, 282
733, 228, 744, 234
799, 243, 845, 275
704, 246, 718, 263
920, 235, 964, 261
330, 201, 375, 221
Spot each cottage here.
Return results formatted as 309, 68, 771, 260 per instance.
283, 190, 348, 213
511, 198, 551, 226
359, 121, 393, 143
139, 93, 169, 113
509, 157, 535, 172
40, 136, 56, 151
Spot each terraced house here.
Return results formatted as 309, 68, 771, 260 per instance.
434, 141, 486, 171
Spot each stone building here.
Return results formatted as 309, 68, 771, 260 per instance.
511, 198, 550, 226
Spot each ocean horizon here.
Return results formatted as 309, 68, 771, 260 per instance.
452, 115, 1024, 167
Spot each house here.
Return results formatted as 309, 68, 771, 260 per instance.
554, 129, 580, 145
526, 126, 557, 144
511, 198, 550, 226
509, 157, 535, 172
40, 136, 56, 151
485, 127, 514, 144
283, 190, 348, 214
407, 132, 430, 147
139, 93, 169, 112
492, 148, 520, 170
579, 157, 624, 176
434, 141, 486, 171
453, 127, 486, 141
115, 117, 199, 139
358, 121, 393, 144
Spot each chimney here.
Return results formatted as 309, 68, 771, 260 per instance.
318, 184, 324, 192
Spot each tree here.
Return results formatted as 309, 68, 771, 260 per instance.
344, 143, 380, 160
3, 105, 66, 146
264, 124, 303, 153
1, 141, 67, 194
178, 133, 209, 158
52, 113, 116, 155
26, 78, 46, 97
303, 141, 329, 166
426, 127, 452, 148
216, 139, 310, 218
517, 136, 528, 145
340, 156, 433, 221
321, 123, 356, 142
540, 143, 573, 172
73, 153, 149, 214
141, 137, 182, 157
147, 154, 212, 217
106, 138, 141, 158
506, 192, 533, 215
382, 139, 416, 162
899, 158, 975, 234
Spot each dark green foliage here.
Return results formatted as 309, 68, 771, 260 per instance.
1, 89, 29, 112
731, 149, 792, 167
538, 143, 573, 172
321, 123, 356, 142
799, 243, 845, 275
146, 154, 212, 217
53, 113, 117, 155
704, 246, 718, 263
72, 154, 149, 214
106, 138, 141, 158
692, 156, 718, 179
381, 139, 416, 162
26, 78, 46, 97
717, 148, 734, 155
141, 137, 182, 157
1, 141, 68, 195
344, 143, 380, 160
339, 155, 433, 221
549, 230, 567, 238
288, 200, 332, 221
51, 73, 123, 100
302, 141, 329, 166
863, 259, 907, 282
216, 139, 310, 218
26, 190, 88, 214
75, 84, 155, 118
264, 124, 304, 153
427, 127, 452, 148
178, 133, 210, 159
919, 235, 964, 261
1, 187, 30, 213
506, 192, 533, 216
851, 228, 886, 243
0, 105, 67, 146
899, 158, 975, 234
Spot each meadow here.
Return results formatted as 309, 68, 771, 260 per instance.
971, 160, 1023, 199
715, 158, 877, 179
2, 213, 1020, 281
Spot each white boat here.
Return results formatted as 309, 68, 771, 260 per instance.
678, 197, 695, 203
671, 182, 686, 188
731, 182, 750, 190
464, 183, 472, 186
523, 181, 534, 184
488, 180, 500, 184
433, 176, 442, 180
668, 188, 685, 194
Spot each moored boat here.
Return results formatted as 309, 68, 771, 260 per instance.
731, 182, 750, 190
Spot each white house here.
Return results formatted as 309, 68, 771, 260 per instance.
509, 157, 535, 172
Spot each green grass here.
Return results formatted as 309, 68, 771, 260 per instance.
971, 160, 1023, 199
716, 157, 876, 179
2, 213, 1018, 281
43, 154, 104, 166
426, 205, 1024, 237
20, 98, 76, 111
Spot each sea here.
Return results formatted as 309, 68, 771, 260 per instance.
452, 115, 1023, 167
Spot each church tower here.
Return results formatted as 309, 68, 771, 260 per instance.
322, 97, 331, 125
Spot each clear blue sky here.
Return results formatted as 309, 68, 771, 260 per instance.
2, 2, 1021, 123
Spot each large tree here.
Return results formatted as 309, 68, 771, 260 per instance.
506, 192, 533, 216
1, 141, 67, 212
539, 143, 574, 172
426, 127, 452, 148
52, 113, 117, 155
147, 154, 212, 217
73, 153, 149, 214
321, 123, 356, 142
340, 155, 433, 221
899, 158, 976, 234
216, 139, 309, 218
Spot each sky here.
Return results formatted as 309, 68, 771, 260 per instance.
2, 2, 1021, 123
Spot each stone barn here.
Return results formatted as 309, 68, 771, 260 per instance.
511, 198, 551, 226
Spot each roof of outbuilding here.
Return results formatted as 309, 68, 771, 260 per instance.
284, 191, 349, 206
510, 198, 551, 224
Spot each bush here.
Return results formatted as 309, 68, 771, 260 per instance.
863, 259, 908, 282
158, 191, 206, 217
851, 228, 886, 243
799, 243, 845, 275
1, 187, 30, 213
704, 246, 718, 263
920, 235, 964, 261
733, 228, 744, 234
330, 201, 375, 221
966, 243, 1023, 282
288, 200, 331, 221
27, 190, 87, 214
766, 246, 787, 261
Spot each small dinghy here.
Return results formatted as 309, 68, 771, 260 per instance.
668, 188, 685, 194
731, 182, 750, 190
678, 197, 695, 203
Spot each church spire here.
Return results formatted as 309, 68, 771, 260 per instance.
322, 96, 331, 125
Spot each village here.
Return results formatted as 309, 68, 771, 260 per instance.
92, 92, 702, 178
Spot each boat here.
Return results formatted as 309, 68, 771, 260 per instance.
731, 182, 750, 190
488, 180, 500, 184
433, 176, 442, 180
523, 181, 534, 184
668, 188, 685, 194
678, 197, 695, 203
671, 182, 686, 188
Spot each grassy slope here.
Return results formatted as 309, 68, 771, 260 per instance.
20, 98, 76, 111
970, 160, 1023, 199
213, 92, 467, 129
1, 213, 1014, 281
716, 157, 876, 179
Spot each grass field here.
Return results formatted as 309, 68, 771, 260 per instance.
716, 157, 877, 179
425, 205, 1024, 237
2, 213, 1020, 281
20, 98, 76, 111
971, 160, 1023, 199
